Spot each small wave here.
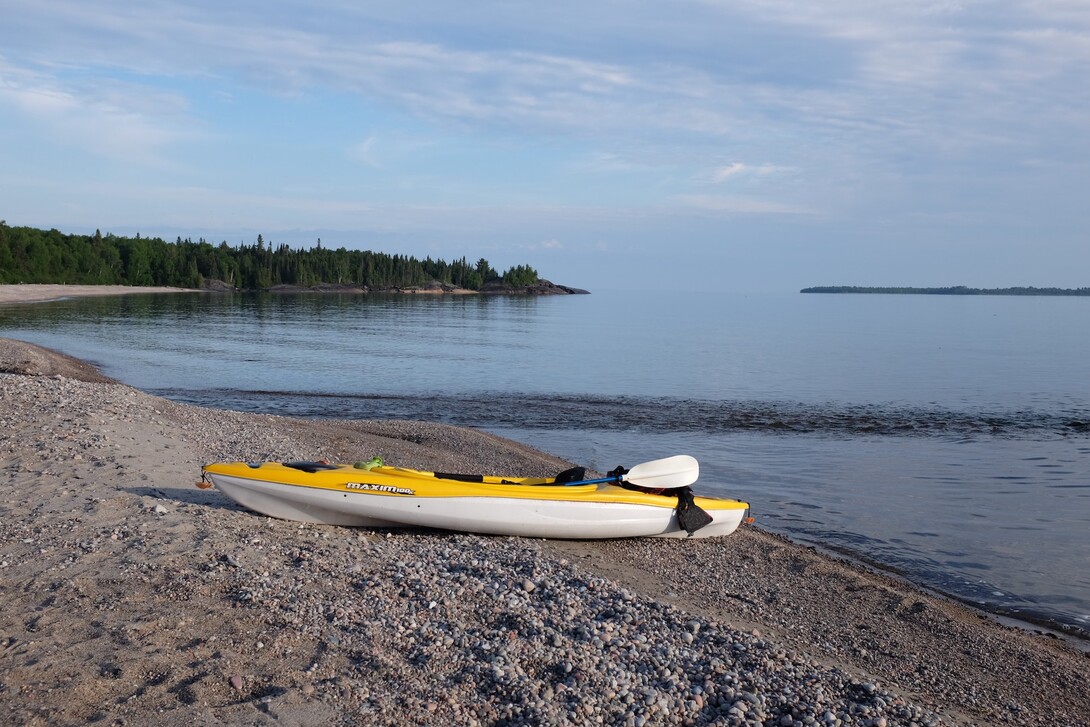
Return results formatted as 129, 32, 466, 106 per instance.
150, 388, 1090, 440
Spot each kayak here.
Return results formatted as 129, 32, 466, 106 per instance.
199, 458, 751, 539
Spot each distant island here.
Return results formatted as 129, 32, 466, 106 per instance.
0, 221, 588, 295
801, 286, 1090, 297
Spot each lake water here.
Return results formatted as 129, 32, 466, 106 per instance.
2, 290, 1088, 639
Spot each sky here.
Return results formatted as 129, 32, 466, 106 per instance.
2, 1, 1088, 292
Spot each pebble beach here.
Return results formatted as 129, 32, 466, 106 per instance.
2, 288, 1089, 726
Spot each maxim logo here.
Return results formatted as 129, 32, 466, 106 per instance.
345, 482, 415, 496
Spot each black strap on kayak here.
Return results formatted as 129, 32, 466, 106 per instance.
674, 486, 713, 536
433, 472, 522, 485
433, 471, 486, 483
553, 466, 586, 484
282, 461, 341, 473
436, 467, 587, 485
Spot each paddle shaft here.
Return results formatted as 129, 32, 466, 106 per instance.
562, 475, 625, 487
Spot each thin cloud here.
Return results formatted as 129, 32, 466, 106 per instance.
350, 135, 383, 168
711, 163, 746, 182
8, 1, 1085, 162
706, 163, 792, 185
676, 193, 818, 217
0, 56, 199, 169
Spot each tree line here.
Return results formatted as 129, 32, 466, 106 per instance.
0, 221, 540, 291
801, 285, 1090, 296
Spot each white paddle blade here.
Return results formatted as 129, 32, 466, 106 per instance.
624, 455, 699, 489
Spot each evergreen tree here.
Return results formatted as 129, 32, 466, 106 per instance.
502, 264, 539, 287
0, 223, 556, 292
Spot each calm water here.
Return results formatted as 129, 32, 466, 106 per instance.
2, 290, 1089, 637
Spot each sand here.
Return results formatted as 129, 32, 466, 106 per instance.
0, 285, 198, 305
1, 285, 1088, 726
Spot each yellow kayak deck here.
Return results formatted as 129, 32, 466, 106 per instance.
201, 461, 749, 512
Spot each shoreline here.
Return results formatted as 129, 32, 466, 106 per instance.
2, 296, 1090, 724
0, 284, 200, 305
0, 282, 586, 305
792, 536, 1090, 650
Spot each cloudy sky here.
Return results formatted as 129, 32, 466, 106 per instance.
2, 1, 1088, 291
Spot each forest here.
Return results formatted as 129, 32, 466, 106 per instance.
0, 221, 541, 291
800, 285, 1090, 296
